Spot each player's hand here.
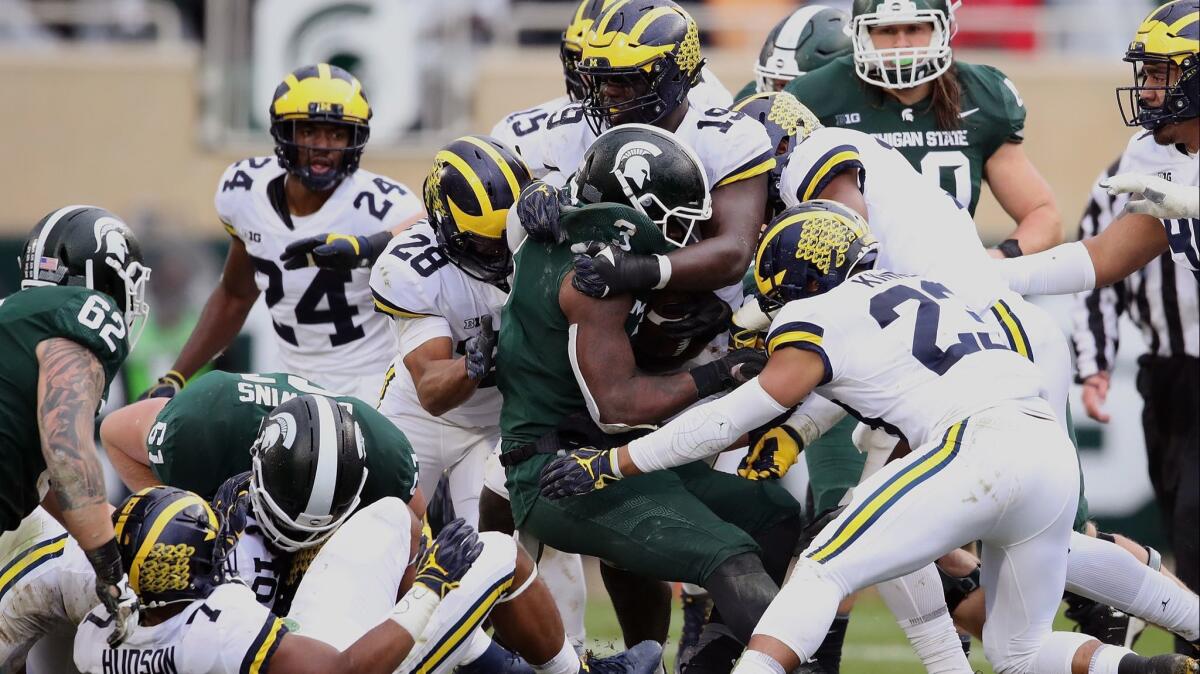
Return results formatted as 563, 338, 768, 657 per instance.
539, 447, 622, 500
657, 295, 732, 342
413, 518, 484, 599
1102, 172, 1200, 220
280, 231, 390, 270
571, 241, 663, 298
464, 315, 497, 381
1081, 372, 1111, 424
739, 424, 803, 480
97, 574, 139, 647
688, 348, 768, 399
515, 180, 573, 244
139, 370, 184, 400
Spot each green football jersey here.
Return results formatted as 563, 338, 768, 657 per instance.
734, 80, 757, 103
148, 370, 418, 504
498, 203, 670, 522
784, 56, 1026, 215
0, 286, 130, 531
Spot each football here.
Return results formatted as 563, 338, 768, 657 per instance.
632, 290, 729, 373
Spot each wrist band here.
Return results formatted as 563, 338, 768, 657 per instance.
653, 255, 672, 290
390, 584, 441, 638
84, 538, 124, 585
164, 370, 186, 388
998, 238, 1023, 259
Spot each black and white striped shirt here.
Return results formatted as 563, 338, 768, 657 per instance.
1071, 156, 1200, 380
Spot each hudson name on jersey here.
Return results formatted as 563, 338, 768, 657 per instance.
215, 156, 422, 384
370, 220, 506, 429
765, 270, 1045, 447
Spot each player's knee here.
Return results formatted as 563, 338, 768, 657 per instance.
991, 630, 1092, 674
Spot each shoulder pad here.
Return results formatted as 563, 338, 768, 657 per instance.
214, 156, 281, 234
346, 170, 423, 228
369, 225, 445, 320
782, 128, 867, 206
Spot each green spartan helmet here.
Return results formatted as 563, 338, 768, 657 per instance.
754, 5, 853, 93
850, 0, 958, 89
572, 123, 712, 248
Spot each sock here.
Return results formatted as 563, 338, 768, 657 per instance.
898, 610, 973, 674
534, 637, 580, 674
877, 565, 971, 673
732, 650, 787, 674
1087, 644, 1138, 674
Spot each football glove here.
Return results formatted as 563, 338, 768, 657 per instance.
570, 241, 665, 299
688, 348, 768, 399
538, 447, 622, 500
464, 315, 497, 382
280, 231, 393, 270
739, 424, 804, 480
657, 294, 732, 343
515, 180, 572, 244
139, 370, 185, 400
1102, 172, 1200, 220
413, 518, 484, 599
86, 539, 139, 647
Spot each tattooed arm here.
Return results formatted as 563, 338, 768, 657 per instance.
35, 337, 112, 549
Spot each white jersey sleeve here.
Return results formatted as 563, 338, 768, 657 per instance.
370, 220, 508, 428
74, 583, 287, 674
690, 66, 734, 110
1117, 131, 1200, 272
676, 104, 775, 189
212, 158, 418, 386
765, 270, 1045, 447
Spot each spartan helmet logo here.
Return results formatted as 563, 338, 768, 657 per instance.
93, 217, 131, 264
612, 140, 663, 193
901, 107, 914, 122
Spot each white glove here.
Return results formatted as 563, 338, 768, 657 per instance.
1101, 172, 1200, 220
97, 574, 139, 647
732, 299, 772, 332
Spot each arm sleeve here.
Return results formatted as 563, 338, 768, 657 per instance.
1070, 163, 1126, 380
627, 378, 789, 473
995, 240, 1097, 296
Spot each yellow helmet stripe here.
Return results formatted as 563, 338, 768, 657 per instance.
437, 149, 490, 219
629, 6, 679, 42
317, 63, 331, 80
461, 136, 523, 205
128, 494, 213, 593
114, 487, 155, 540
594, 0, 631, 35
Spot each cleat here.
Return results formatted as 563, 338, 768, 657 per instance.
1064, 592, 1145, 648
583, 640, 665, 674
1143, 653, 1198, 673
675, 590, 712, 672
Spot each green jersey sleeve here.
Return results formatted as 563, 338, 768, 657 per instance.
52, 289, 130, 387
346, 398, 420, 503
957, 62, 1027, 156
783, 57, 860, 126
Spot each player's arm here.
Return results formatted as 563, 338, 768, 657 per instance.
816, 170, 869, 218
998, 212, 1168, 295
539, 347, 822, 498
99, 398, 169, 491
36, 337, 137, 645
403, 335, 482, 417
165, 237, 261, 382
984, 141, 1062, 256
560, 272, 765, 428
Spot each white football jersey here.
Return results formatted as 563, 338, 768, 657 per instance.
215, 157, 422, 387
74, 583, 286, 674
780, 126, 1008, 313
1117, 130, 1200, 273
370, 220, 507, 428
766, 270, 1045, 448
0, 509, 95, 671
226, 517, 284, 612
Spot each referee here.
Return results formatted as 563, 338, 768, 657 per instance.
1071, 153, 1199, 654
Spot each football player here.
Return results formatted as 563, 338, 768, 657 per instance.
540, 203, 1200, 674
1000, 1, 1199, 294
498, 123, 802, 671
783, 0, 1061, 258
370, 136, 529, 528
512, 0, 774, 313
143, 64, 422, 402
0, 205, 151, 647
739, 92, 1200, 662
491, 0, 732, 174
733, 5, 853, 101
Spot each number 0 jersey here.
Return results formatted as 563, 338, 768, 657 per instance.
766, 270, 1045, 448
74, 583, 287, 674
1116, 131, 1200, 273
215, 157, 422, 385
780, 126, 1009, 313
0, 286, 129, 532
369, 220, 507, 429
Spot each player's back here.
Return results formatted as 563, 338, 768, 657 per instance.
370, 219, 507, 428
781, 126, 1007, 312
214, 157, 421, 387
767, 269, 1046, 448
74, 583, 287, 674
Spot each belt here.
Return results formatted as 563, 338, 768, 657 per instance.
500, 412, 650, 467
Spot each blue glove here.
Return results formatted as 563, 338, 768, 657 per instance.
413, 518, 484, 598
280, 231, 392, 270
138, 370, 185, 400
515, 180, 572, 244
538, 447, 622, 500
464, 315, 497, 381
571, 241, 663, 299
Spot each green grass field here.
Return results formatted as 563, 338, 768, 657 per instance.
581, 585, 1179, 672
